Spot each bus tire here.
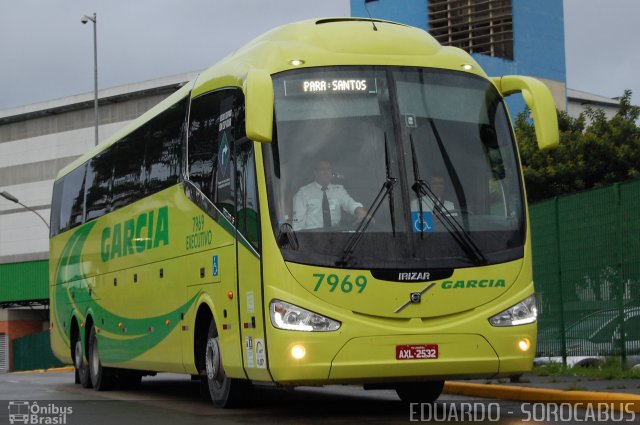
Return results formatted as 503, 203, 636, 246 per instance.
201, 319, 250, 408
395, 380, 444, 403
88, 325, 115, 391
73, 336, 92, 388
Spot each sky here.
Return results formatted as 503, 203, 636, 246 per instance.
0, 0, 638, 111
563, 0, 640, 102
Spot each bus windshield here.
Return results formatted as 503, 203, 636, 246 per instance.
264, 66, 525, 269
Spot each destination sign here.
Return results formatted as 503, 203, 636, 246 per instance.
284, 78, 378, 96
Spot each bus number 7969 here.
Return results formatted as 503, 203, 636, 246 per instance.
313, 273, 367, 294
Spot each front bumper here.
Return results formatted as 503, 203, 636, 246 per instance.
267, 325, 536, 385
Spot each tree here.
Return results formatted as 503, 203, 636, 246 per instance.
515, 90, 640, 202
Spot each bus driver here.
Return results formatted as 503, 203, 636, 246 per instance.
292, 160, 368, 231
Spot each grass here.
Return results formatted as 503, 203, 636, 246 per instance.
533, 358, 640, 380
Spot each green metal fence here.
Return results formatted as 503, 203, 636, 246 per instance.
0, 260, 49, 304
12, 330, 65, 371
531, 179, 640, 365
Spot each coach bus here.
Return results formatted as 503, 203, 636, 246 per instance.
50, 18, 558, 406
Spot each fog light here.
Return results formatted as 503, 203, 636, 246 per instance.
518, 338, 531, 352
291, 344, 306, 359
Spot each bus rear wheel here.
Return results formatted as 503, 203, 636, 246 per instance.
395, 380, 444, 403
73, 337, 91, 388
88, 325, 115, 390
201, 320, 250, 408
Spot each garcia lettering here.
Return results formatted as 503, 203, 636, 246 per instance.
441, 279, 506, 289
101, 206, 169, 262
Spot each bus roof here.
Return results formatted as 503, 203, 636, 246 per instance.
191, 18, 485, 97
56, 18, 484, 180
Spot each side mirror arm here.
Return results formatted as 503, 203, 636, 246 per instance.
492, 75, 559, 150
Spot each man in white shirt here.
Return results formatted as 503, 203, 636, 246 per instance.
292, 160, 368, 231
410, 175, 455, 213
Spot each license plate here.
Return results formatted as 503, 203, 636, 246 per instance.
396, 344, 439, 360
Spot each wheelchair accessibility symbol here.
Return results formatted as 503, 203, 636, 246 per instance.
411, 211, 433, 233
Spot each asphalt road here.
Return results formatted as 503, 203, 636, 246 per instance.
0, 372, 637, 424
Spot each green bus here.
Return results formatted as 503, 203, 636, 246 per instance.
50, 18, 558, 406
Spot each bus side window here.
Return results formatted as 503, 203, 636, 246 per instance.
188, 92, 222, 201
188, 88, 245, 222
145, 97, 187, 194
111, 134, 144, 210
53, 164, 86, 235
50, 181, 63, 236
68, 165, 86, 229
85, 152, 112, 222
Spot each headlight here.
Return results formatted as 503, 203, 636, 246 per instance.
269, 300, 341, 332
489, 295, 537, 327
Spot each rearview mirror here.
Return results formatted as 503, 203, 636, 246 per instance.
492, 76, 559, 150
245, 69, 274, 143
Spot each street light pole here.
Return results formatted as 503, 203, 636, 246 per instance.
0, 191, 50, 230
82, 13, 98, 146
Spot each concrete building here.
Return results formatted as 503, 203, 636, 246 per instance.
567, 88, 621, 121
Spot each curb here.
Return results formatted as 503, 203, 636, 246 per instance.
444, 381, 640, 413
12, 366, 74, 374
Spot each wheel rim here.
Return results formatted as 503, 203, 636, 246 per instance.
74, 339, 83, 370
90, 331, 100, 375
205, 336, 224, 388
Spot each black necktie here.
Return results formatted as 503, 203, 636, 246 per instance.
322, 186, 331, 228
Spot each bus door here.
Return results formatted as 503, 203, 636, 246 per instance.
185, 89, 246, 377
234, 139, 270, 381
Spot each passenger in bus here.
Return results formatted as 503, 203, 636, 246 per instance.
292, 160, 368, 230
411, 175, 455, 214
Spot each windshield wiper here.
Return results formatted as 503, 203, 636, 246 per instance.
409, 134, 486, 266
337, 135, 397, 266
384, 133, 397, 237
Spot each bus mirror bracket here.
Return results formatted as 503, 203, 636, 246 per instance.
245, 69, 274, 143
492, 75, 559, 150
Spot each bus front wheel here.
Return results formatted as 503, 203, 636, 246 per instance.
201, 320, 250, 407
395, 380, 444, 403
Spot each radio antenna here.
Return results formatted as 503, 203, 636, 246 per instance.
364, 0, 378, 31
